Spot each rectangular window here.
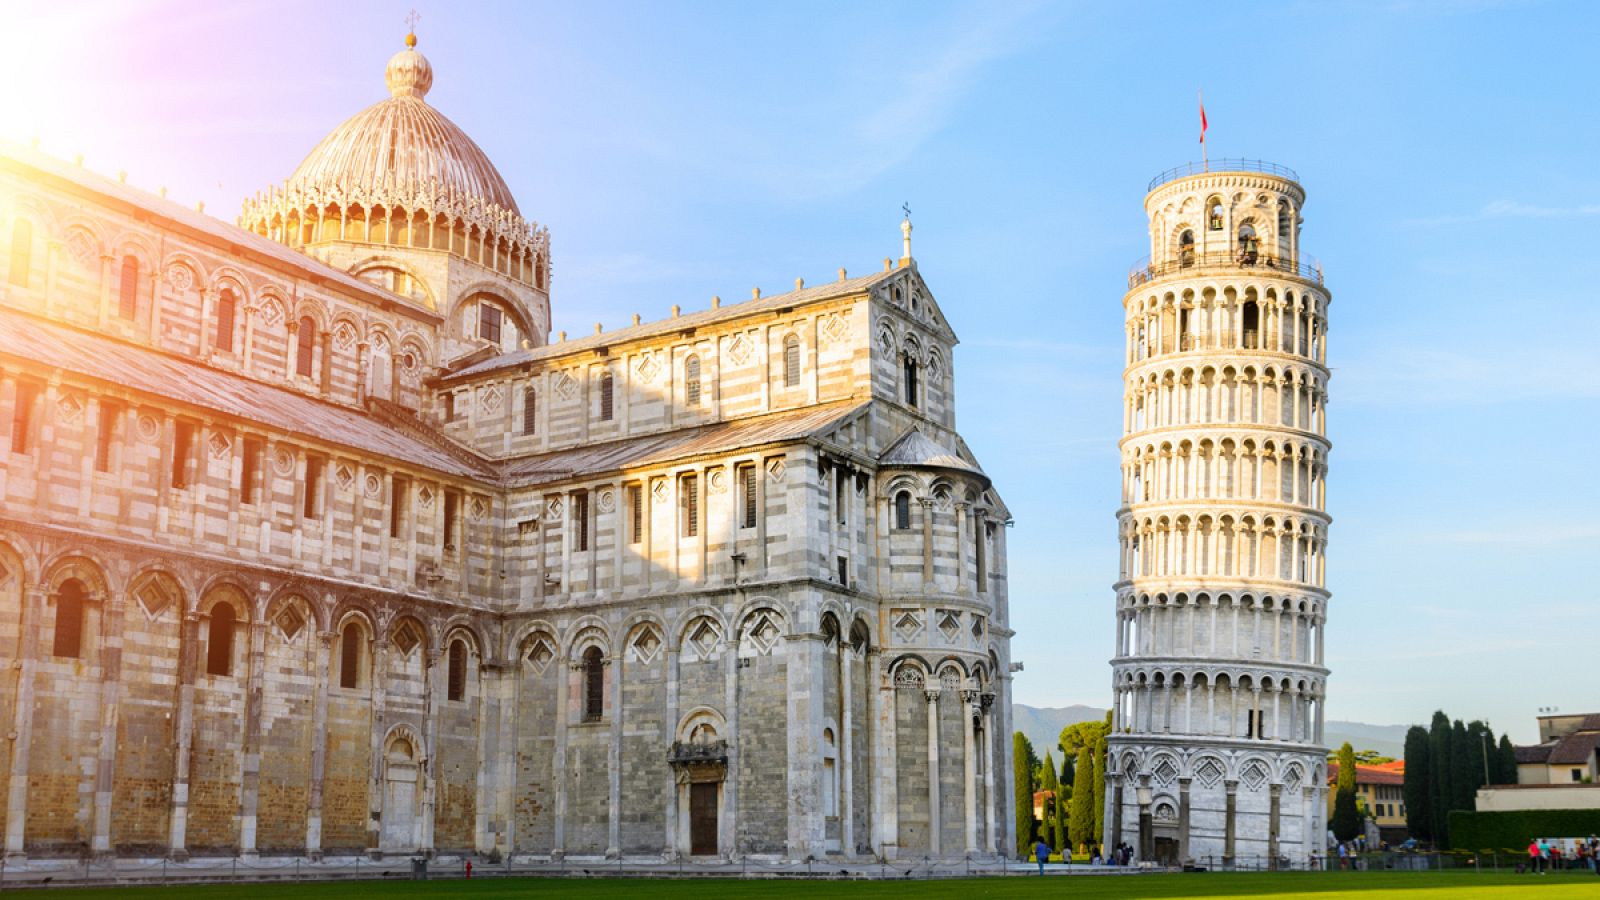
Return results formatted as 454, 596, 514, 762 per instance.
628, 485, 642, 545
574, 490, 590, 552
443, 489, 460, 553
390, 475, 409, 538
522, 388, 537, 436
835, 467, 848, 526
117, 256, 139, 319
478, 304, 502, 344
239, 436, 263, 503
214, 290, 236, 352
94, 402, 120, 473
11, 381, 38, 453
837, 555, 849, 585
681, 474, 699, 538
738, 465, 757, 529
171, 421, 195, 489
443, 391, 456, 422
303, 455, 323, 517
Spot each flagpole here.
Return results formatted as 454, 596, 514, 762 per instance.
1199, 90, 1208, 172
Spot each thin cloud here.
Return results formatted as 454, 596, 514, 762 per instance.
1407, 199, 1600, 226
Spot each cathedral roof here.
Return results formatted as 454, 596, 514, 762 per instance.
284, 34, 520, 215
879, 428, 987, 483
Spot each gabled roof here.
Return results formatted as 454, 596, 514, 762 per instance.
1548, 731, 1600, 766
1326, 762, 1405, 786
0, 309, 492, 480
0, 141, 432, 321
1516, 743, 1557, 765
879, 428, 988, 484
444, 268, 902, 382
502, 400, 869, 487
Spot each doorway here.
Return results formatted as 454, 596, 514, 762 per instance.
689, 782, 719, 856
381, 735, 419, 851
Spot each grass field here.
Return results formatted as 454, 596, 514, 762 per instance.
43, 871, 1600, 900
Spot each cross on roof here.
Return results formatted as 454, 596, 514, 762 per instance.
406, 9, 421, 33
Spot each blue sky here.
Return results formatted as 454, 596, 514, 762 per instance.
5, 0, 1597, 743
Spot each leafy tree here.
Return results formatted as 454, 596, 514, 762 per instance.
1402, 725, 1432, 841
1069, 744, 1094, 850
1040, 752, 1060, 852
1497, 734, 1519, 785
1331, 742, 1362, 841
1353, 750, 1395, 765
1012, 732, 1036, 857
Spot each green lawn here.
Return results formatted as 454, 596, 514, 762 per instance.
42, 871, 1600, 900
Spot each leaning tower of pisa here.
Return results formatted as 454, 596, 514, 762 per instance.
1105, 160, 1332, 868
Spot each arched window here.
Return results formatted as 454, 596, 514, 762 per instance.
117, 256, 139, 319
582, 646, 604, 720
1277, 200, 1293, 251
894, 491, 911, 530
1242, 301, 1260, 350
782, 334, 800, 387
1178, 230, 1196, 267
1237, 223, 1259, 265
903, 352, 920, 407
8, 219, 31, 288
522, 388, 537, 436
214, 288, 237, 352
447, 638, 467, 701
295, 316, 316, 377
684, 355, 701, 406
51, 578, 86, 658
1208, 199, 1224, 230
823, 727, 839, 818
598, 371, 614, 421
339, 621, 363, 689
206, 603, 236, 676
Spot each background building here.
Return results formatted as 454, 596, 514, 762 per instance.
1326, 760, 1406, 844
1106, 160, 1332, 867
0, 33, 1012, 862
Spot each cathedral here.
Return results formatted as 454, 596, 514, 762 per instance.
0, 33, 1013, 862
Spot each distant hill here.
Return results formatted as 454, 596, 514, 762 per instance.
1013, 703, 1408, 759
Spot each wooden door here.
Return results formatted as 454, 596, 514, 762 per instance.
689, 782, 718, 856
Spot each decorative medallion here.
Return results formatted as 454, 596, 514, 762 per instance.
597, 489, 615, 513
208, 431, 231, 459
877, 322, 895, 355
273, 448, 295, 476
137, 415, 159, 440
65, 230, 96, 269
258, 300, 284, 327
970, 615, 985, 645
364, 473, 383, 499
333, 321, 358, 353
688, 620, 720, 661
275, 605, 306, 642
938, 610, 961, 643
726, 333, 752, 367
526, 637, 556, 674
0, 559, 12, 590
744, 613, 780, 655
416, 485, 435, 509
1283, 764, 1304, 791
765, 458, 785, 482
821, 313, 848, 344
135, 581, 176, 620
651, 479, 667, 503
164, 264, 194, 292
370, 332, 390, 354
1241, 760, 1269, 792
56, 394, 83, 424
393, 621, 421, 656
479, 384, 503, 413
545, 497, 562, 519
927, 349, 944, 382
1195, 756, 1225, 788
553, 372, 575, 401
707, 469, 726, 494
893, 610, 923, 643
470, 496, 487, 520
334, 464, 355, 492
1153, 756, 1180, 787
629, 627, 662, 664
634, 352, 660, 384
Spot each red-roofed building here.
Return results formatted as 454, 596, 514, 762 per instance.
1327, 761, 1407, 841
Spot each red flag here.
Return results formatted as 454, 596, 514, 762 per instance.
1199, 92, 1208, 144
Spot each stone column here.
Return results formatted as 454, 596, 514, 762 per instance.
1268, 783, 1281, 869
1177, 777, 1191, 863
606, 654, 621, 859
1223, 780, 1238, 863
981, 693, 996, 855
366, 638, 390, 855
920, 499, 934, 586
421, 644, 442, 855
96, 252, 113, 328
785, 626, 825, 859
839, 640, 854, 855
551, 658, 571, 859
663, 646, 680, 857
1109, 775, 1123, 850
167, 610, 202, 860
960, 689, 978, 854
305, 629, 333, 858
4, 586, 46, 858
197, 287, 217, 356
870, 653, 896, 859
238, 617, 267, 857
924, 688, 941, 856
721, 637, 740, 858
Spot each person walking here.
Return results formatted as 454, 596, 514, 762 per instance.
1529, 839, 1541, 874
1035, 838, 1051, 876
1539, 838, 1552, 874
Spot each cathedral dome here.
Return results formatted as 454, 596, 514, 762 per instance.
285, 34, 519, 214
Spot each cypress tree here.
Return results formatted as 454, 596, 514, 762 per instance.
1497, 734, 1519, 785
1402, 725, 1432, 841
1092, 712, 1110, 843
1331, 742, 1362, 841
1056, 781, 1070, 855
1428, 711, 1452, 846
1012, 732, 1036, 858
1069, 745, 1094, 851
1040, 752, 1060, 852
1451, 719, 1474, 813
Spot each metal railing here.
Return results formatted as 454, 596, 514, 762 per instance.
1148, 159, 1300, 193
1128, 251, 1323, 289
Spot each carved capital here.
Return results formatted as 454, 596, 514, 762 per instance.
922, 689, 941, 704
